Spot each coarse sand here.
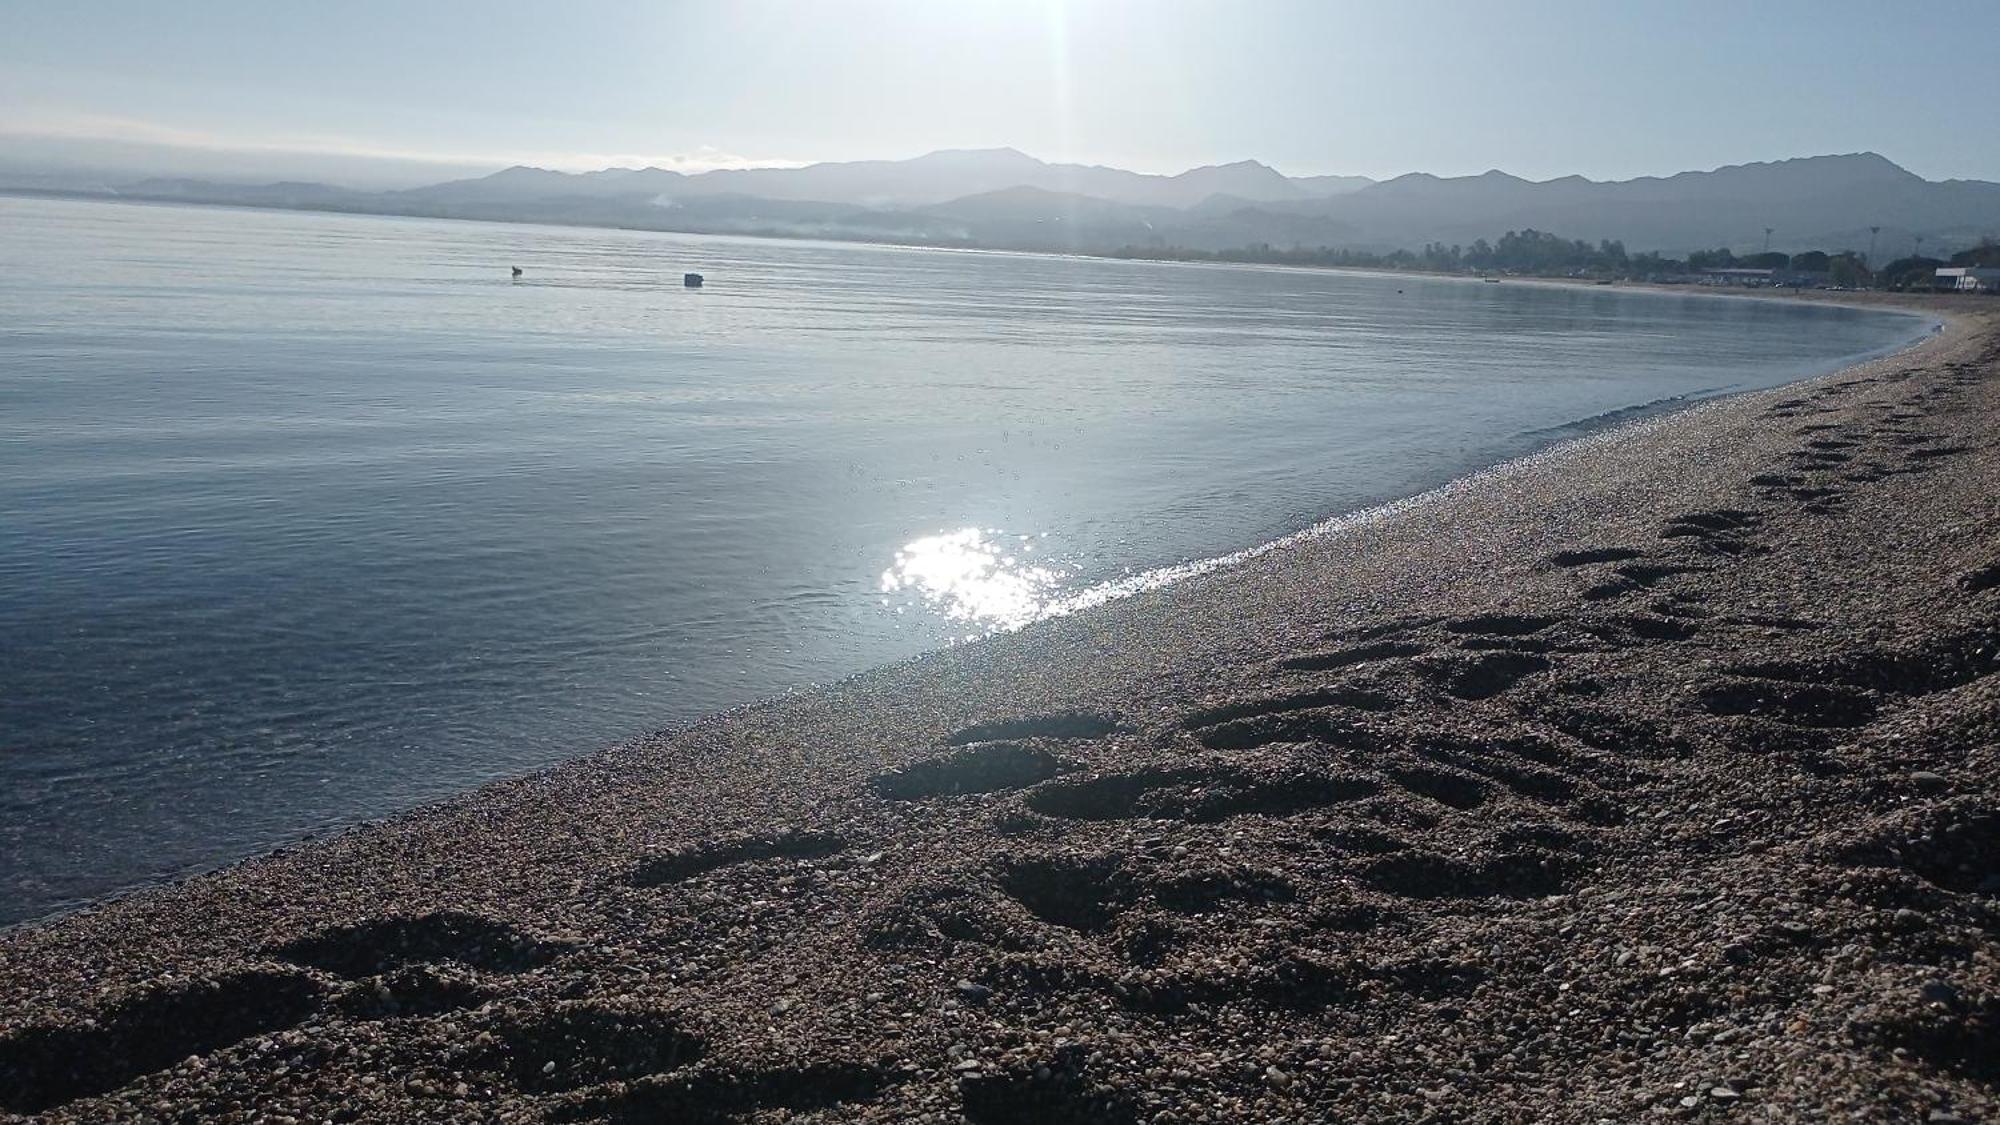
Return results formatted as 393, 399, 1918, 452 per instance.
3, 295, 1996, 1123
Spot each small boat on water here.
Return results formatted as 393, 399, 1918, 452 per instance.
684, 273, 704, 288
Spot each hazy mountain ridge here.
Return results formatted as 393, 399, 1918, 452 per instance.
8, 148, 1996, 258
394, 148, 1367, 210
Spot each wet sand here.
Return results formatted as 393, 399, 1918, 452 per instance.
3, 296, 1996, 1123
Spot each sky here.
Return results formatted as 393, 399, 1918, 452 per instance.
4, 0, 1998, 186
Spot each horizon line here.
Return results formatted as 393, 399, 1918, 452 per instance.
2, 130, 1946, 194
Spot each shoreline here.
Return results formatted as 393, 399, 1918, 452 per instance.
9, 190, 1986, 309
1, 290, 1934, 932
0, 211, 1935, 930
2, 295, 1996, 1122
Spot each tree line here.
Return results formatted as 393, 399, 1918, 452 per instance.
1107, 231, 1999, 290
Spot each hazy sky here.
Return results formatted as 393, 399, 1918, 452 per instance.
5, 0, 1997, 184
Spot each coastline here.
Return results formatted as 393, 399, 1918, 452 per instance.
2, 188, 1972, 309
2, 295, 1996, 1122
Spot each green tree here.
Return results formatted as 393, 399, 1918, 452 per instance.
1827, 253, 1870, 287
1687, 248, 1737, 271
1877, 255, 1945, 290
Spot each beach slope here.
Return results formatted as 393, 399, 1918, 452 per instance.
3, 302, 1997, 1123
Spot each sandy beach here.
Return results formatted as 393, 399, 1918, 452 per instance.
2, 294, 1996, 1123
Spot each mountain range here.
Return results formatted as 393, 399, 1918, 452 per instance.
7, 147, 1996, 259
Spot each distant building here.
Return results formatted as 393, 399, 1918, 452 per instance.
1935, 267, 2000, 293
1700, 268, 1776, 287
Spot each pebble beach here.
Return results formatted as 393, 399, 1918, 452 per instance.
3, 294, 1996, 1124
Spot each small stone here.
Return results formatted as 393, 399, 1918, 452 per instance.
1910, 771, 1948, 792
1710, 1087, 1741, 1101
541, 1061, 556, 1075
1893, 908, 1926, 930
955, 979, 993, 1003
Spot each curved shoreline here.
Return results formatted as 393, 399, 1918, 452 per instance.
1031, 301, 1937, 636
0, 242, 1929, 929
2, 295, 1995, 1122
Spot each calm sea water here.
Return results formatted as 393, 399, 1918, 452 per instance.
0, 195, 1922, 924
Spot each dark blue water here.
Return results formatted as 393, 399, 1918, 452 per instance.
0, 195, 1924, 923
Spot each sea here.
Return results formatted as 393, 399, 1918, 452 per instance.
0, 194, 1927, 924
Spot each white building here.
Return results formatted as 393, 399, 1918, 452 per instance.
1935, 267, 2000, 293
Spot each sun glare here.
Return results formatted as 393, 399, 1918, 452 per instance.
878, 527, 1067, 633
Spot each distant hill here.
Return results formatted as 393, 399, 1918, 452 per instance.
386, 148, 1371, 211
1255, 153, 2000, 255
8, 148, 1995, 259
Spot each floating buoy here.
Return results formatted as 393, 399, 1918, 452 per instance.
684, 273, 704, 288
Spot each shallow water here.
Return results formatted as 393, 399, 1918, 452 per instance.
0, 195, 1923, 923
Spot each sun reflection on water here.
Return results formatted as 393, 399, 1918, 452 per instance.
879, 528, 1068, 634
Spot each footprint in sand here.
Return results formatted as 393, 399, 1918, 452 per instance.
0, 969, 324, 1114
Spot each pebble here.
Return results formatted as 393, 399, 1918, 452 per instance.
15, 336, 2000, 1124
